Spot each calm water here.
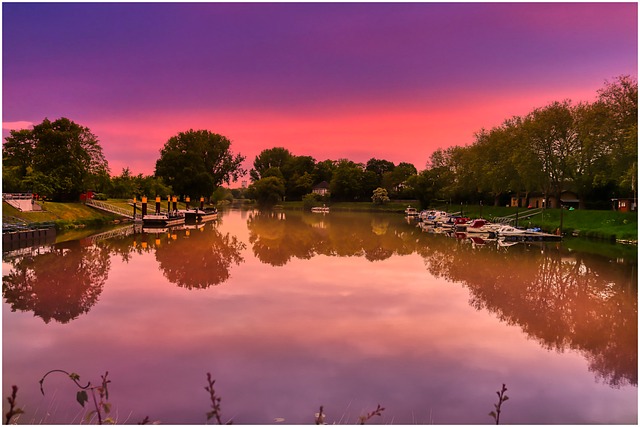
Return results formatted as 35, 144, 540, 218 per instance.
2, 209, 637, 424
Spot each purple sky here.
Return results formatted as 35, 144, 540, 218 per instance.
2, 2, 637, 178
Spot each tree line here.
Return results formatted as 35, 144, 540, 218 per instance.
3, 75, 636, 209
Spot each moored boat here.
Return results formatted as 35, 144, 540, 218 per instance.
405, 206, 419, 217
182, 207, 218, 223
142, 212, 185, 227
311, 205, 330, 213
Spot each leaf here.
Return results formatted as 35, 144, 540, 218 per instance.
76, 390, 89, 407
489, 411, 497, 419
502, 395, 509, 402
102, 402, 112, 414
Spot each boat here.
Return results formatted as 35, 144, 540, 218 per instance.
182, 207, 218, 223
495, 225, 527, 237
439, 216, 469, 230
142, 212, 185, 227
420, 210, 451, 225
460, 218, 500, 235
405, 206, 419, 217
311, 205, 330, 213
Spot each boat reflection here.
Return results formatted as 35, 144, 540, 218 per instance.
414, 229, 637, 388
245, 210, 637, 388
2, 221, 246, 323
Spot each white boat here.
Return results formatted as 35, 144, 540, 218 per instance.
420, 210, 450, 225
311, 205, 330, 213
405, 206, 419, 216
495, 225, 527, 237
463, 219, 500, 235
142, 212, 185, 227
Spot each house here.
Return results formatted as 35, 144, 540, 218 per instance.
312, 181, 330, 196
511, 190, 580, 209
612, 198, 636, 212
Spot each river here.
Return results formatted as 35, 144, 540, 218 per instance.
2, 209, 637, 424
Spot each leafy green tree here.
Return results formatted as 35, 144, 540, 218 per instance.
3, 118, 110, 201
155, 129, 245, 200
406, 169, 439, 209
521, 101, 577, 207
330, 160, 364, 201
313, 159, 336, 184
246, 176, 286, 208
250, 147, 293, 182
371, 187, 390, 204
572, 100, 615, 208
597, 75, 638, 195
302, 192, 322, 210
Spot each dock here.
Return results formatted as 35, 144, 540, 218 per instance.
500, 232, 562, 242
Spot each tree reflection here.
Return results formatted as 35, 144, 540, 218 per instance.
416, 236, 638, 387
2, 241, 111, 324
246, 211, 422, 266
152, 224, 246, 289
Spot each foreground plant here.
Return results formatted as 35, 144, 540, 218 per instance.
205, 372, 232, 424
358, 404, 385, 424
39, 370, 113, 424
5, 385, 24, 424
489, 383, 509, 425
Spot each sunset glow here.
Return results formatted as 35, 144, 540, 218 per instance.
2, 2, 637, 177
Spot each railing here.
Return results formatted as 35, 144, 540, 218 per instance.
493, 208, 544, 225
85, 199, 138, 219
83, 225, 136, 244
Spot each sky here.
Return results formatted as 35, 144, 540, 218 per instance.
2, 1, 638, 181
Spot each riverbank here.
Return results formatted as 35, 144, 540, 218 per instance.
3, 200, 637, 243
2, 201, 124, 231
277, 201, 637, 242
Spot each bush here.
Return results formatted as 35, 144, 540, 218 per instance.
302, 193, 322, 211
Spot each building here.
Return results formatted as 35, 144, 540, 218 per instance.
612, 198, 636, 212
312, 181, 330, 196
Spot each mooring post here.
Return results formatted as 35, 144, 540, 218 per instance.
155, 196, 161, 214
142, 196, 148, 217
133, 196, 137, 218
172, 196, 177, 212
167, 195, 171, 213
186, 196, 190, 210
200, 196, 204, 210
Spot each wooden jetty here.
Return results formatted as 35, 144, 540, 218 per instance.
500, 232, 562, 242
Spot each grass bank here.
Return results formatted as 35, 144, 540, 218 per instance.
2, 201, 123, 231
278, 200, 637, 242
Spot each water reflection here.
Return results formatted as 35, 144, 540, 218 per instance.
97, 222, 246, 289
415, 233, 637, 388
151, 224, 245, 289
246, 211, 420, 265
2, 221, 246, 323
245, 211, 637, 388
2, 242, 110, 323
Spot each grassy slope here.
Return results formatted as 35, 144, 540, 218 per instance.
3, 201, 120, 229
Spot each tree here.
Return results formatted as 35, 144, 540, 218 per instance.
521, 101, 577, 207
3, 118, 110, 201
330, 160, 364, 201
246, 176, 286, 208
371, 187, 390, 205
597, 75, 638, 196
250, 147, 293, 182
155, 130, 245, 200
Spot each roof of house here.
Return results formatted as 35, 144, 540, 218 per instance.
313, 181, 330, 189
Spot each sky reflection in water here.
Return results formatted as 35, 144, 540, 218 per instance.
2, 210, 637, 424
